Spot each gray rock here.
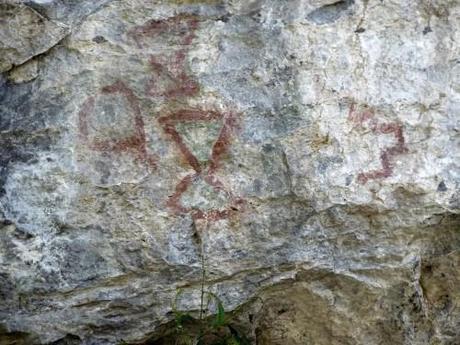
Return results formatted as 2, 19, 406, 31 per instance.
0, 0, 459, 344
0, 2, 69, 73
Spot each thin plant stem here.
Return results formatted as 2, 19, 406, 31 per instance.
199, 216, 208, 320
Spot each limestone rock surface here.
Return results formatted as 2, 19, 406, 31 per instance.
0, 2, 69, 73
0, 0, 459, 344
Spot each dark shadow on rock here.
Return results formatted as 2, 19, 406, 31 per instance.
306, 0, 355, 25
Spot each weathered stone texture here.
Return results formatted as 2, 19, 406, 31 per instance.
0, 0, 459, 344
0, 2, 68, 73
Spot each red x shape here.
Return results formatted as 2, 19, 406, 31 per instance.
159, 109, 244, 221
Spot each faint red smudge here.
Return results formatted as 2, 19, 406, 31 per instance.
348, 103, 375, 127
166, 172, 245, 222
78, 80, 157, 169
77, 96, 94, 139
348, 103, 408, 184
146, 57, 200, 98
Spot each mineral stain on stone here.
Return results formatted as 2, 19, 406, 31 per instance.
0, 81, 58, 196
437, 181, 447, 192
306, 0, 355, 25
0, 133, 54, 196
92, 35, 107, 43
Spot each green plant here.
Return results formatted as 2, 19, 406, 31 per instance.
170, 220, 249, 345
118, 221, 250, 345
172, 289, 249, 345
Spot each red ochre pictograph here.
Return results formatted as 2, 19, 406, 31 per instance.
159, 109, 244, 221
128, 15, 200, 99
348, 103, 408, 184
78, 14, 244, 221
131, 14, 244, 220
78, 80, 157, 170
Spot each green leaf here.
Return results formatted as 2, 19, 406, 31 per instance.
207, 292, 226, 328
214, 298, 226, 327
175, 311, 194, 328
172, 289, 183, 311
173, 289, 196, 331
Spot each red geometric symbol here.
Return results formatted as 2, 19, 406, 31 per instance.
128, 14, 245, 220
159, 109, 244, 221
78, 80, 157, 170
77, 14, 244, 220
128, 15, 200, 99
348, 103, 408, 184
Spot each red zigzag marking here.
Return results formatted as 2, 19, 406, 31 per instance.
348, 103, 408, 184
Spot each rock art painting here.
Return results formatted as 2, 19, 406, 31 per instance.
2, 1, 459, 344
130, 14, 244, 220
128, 14, 200, 98
348, 103, 408, 184
78, 80, 157, 170
78, 14, 244, 220
159, 108, 244, 221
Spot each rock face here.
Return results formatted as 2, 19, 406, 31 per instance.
0, 2, 68, 73
0, 0, 459, 344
